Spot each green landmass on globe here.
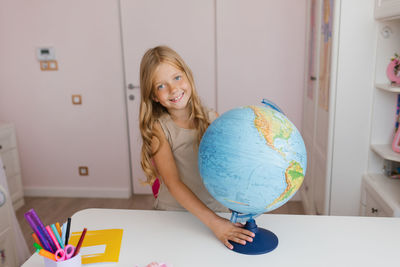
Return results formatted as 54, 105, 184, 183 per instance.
199, 104, 307, 215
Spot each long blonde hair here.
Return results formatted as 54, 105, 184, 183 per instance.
139, 46, 211, 185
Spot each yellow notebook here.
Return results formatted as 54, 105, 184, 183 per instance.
69, 229, 123, 264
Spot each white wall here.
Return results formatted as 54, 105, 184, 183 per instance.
0, 0, 306, 198
0, 0, 131, 197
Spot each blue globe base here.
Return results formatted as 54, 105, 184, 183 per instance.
231, 219, 278, 255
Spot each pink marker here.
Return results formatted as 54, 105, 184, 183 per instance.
46, 225, 61, 251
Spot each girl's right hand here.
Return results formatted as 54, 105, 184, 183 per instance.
209, 215, 255, 250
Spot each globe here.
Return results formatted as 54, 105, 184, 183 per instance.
198, 102, 307, 254
199, 104, 307, 215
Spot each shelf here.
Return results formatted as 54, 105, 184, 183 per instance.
371, 144, 400, 162
376, 83, 400, 93
363, 173, 400, 216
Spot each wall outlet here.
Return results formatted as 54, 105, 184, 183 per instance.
40, 60, 58, 71
72, 95, 82, 105
78, 166, 89, 176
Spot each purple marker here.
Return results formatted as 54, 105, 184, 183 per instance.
27, 209, 57, 252
24, 212, 52, 252
36, 224, 53, 252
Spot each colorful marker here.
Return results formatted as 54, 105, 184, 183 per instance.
24, 212, 51, 252
38, 249, 56, 261
28, 209, 57, 252
31, 233, 43, 249
65, 218, 71, 246
61, 223, 67, 245
55, 222, 62, 236
33, 242, 43, 251
72, 228, 87, 257
46, 225, 62, 251
51, 224, 64, 249
34, 242, 56, 261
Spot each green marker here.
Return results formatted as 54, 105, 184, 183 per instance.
33, 242, 43, 252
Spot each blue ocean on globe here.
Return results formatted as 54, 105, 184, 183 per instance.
198, 105, 307, 215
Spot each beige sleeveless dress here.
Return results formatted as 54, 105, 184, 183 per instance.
154, 109, 228, 212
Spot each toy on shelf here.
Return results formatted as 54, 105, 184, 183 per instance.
393, 94, 400, 153
387, 53, 400, 86
383, 160, 400, 179
393, 128, 400, 153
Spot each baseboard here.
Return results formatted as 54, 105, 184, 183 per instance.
12, 197, 25, 211
24, 186, 131, 199
24, 186, 302, 202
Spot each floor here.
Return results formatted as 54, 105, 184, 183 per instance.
16, 195, 304, 253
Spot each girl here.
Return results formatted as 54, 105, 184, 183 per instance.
139, 46, 254, 249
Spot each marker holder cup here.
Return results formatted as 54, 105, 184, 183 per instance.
43, 253, 82, 267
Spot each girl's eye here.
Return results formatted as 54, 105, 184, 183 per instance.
157, 84, 165, 90
174, 75, 182, 81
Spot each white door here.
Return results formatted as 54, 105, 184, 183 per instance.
301, 0, 335, 215
119, 0, 217, 194
301, 0, 321, 214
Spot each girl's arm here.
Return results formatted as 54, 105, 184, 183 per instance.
152, 122, 254, 249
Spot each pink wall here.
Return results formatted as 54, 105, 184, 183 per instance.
0, 0, 132, 197
0, 0, 306, 197
217, 0, 306, 128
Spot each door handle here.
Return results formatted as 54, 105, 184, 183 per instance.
128, 84, 140, 90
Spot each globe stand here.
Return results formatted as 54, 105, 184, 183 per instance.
231, 219, 278, 255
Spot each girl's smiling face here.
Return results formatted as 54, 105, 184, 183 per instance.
152, 62, 192, 113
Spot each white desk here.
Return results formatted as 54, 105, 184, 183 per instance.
22, 209, 400, 266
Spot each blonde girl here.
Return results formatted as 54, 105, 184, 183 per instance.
139, 46, 254, 249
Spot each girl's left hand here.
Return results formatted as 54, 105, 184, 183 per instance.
209, 215, 255, 250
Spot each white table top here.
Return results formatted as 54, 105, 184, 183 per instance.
23, 209, 400, 267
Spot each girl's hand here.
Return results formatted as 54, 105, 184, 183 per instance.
209, 216, 255, 250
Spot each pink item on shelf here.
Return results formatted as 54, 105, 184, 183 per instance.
392, 127, 400, 153
387, 59, 400, 85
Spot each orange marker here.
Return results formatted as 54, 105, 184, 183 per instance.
32, 233, 43, 248
39, 249, 56, 261
55, 222, 62, 236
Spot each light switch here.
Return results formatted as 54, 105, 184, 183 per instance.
72, 95, 82, 105
37, 47, 55, 61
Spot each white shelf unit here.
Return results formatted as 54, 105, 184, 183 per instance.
362, 12, 400, 217
369, 18, 400, 173
376, 83, 400, 92
0, 186, 17, 267
375, 0, 400, 20
370, 144, 400, 162
362, 173, 400, 217
0, 123, 24, 210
